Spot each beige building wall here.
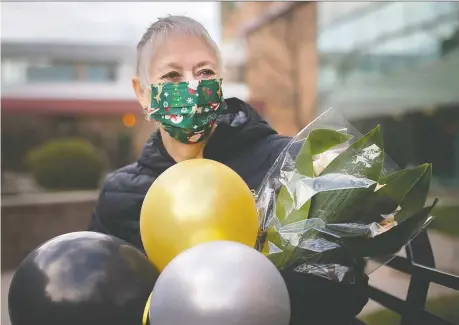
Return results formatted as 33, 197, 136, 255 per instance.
220, 2, 292, 84
293, 3, 318, 129
221, 2, 274, 41
243, 3, 317, 136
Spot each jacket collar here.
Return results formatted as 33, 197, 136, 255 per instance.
137, 98, 277, 174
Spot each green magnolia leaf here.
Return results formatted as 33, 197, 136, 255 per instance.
275, 182, 312, 225
307, 129, 353, 156
347, 164, 430, 224
321, 125, 384, 180
266, 125, 434, 270
265, 228, 301, 268
275, 186, 293, 223
396, 164, 432, 223
283, 202, 311, 225
272, 181, 310, 265
342, 198, 438, 258
277, 129, 353, 224
277, 137, 314, 225
308, 125, 384, 224
379, 169, 408, 185
295, 137, 314, 177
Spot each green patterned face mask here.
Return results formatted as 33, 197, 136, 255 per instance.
147, 78, 227, 144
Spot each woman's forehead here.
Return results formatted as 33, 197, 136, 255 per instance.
150, 35, 218, 71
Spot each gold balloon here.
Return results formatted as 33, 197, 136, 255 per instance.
140, 158, 259, 271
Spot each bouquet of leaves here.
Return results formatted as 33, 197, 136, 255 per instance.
255, 108, 438, 283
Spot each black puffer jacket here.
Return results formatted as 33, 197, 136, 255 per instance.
89, 97, 368, 325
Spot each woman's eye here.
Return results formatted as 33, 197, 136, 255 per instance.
161, 71, 181, 80
197, 69, 215, 77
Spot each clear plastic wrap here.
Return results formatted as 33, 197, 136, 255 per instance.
255, 107, 438, 284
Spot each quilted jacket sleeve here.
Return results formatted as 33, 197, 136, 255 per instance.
88, 167, 154, 251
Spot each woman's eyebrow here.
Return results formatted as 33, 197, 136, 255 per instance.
158, 62, 182, 72
194, 61, 216, 69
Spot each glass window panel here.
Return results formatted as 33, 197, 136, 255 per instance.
319, 22, 356, 52
402, 32, 438, 56
316, 1, 459, 89
27, 64, 77, 82
318, 65, 339, 89
365, 32, 439, 76
373, 37, 405, 55
378, 2, 406, 36
317, 29, 337, 52
85, 64, 116, 82
344, 18, 362, 49
356, 9, 380, 45
404, 2, 436, 26
432, 1, 459, 16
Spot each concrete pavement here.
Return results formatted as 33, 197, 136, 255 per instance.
1, 272, 14, 325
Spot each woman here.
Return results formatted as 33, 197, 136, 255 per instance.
89, 15, 368, 325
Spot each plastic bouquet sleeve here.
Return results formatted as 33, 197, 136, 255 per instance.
255, 107, 438, 284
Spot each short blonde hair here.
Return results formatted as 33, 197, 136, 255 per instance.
136, 15, 221, 88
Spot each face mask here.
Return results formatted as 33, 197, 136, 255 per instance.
146, 78, 227, 144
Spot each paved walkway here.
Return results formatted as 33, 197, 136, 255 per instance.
2, 190, 99, 207
1, 272, 13, 325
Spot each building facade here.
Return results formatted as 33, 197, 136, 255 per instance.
236, 2, 459, 187
1, 42, 151, 172
226, 2, 317, 136
1, 39, 251, 174
316, 2, 459, 186
316, 2, 459, 117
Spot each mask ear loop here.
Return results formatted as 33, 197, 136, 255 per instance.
142, 293, 152, 325
144, 106, 153, 121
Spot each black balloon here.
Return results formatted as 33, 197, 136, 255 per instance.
8, 231, 159, 325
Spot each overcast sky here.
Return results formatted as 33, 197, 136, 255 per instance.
1, 2, 221, 46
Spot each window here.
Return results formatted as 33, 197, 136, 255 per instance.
374, 32, 438, 57
27, 64, 78, 83
356, 10, 379, 45
434, 2, 459, 16
403, 2, 437, 27
84, 63, 117, 82
318, 22, 356, 53
318, 65, 338, 89
316, 1, 459, 90
377, 2, 406, 36
26, 61, 118, 83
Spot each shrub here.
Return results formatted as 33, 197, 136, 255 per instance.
27, 138, 104, 190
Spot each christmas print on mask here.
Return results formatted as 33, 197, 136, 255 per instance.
148, 78, 227, 144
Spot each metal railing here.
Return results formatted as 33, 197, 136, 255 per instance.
356, 229, 459, 325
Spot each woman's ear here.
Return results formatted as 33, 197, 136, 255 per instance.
132, 76, 150, 109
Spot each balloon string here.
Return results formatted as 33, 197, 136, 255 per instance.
142, 293, 152, 325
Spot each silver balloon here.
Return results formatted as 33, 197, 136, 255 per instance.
149, 240, 290, 325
